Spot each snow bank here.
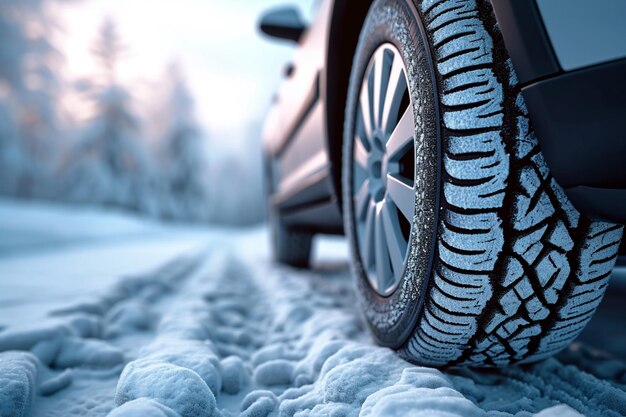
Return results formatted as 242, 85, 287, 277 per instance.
115, 360, 216, 417
0, 315, 123, 371
108, 398, 179, 417
240, 390, 278, 417
220, 356, 249, 395
109, 257, 230, 416
0, 352, 38, 417
54, 337, 124, 368
361, 386, 484, 417
0, 323, 69, 352
136, 339, 222, 396
104, 300, 156, 338
535, 405, 584, 417
265, 343, 486, 417
38, 369, 73, 397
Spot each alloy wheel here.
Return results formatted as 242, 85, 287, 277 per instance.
352, 43, 416, 297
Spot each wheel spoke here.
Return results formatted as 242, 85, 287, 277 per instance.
381, 199, 407, 281
359, 74, 374, 141
360, 200, 376, 269
354, 179, 371, 220
386, 105, 414, 160
373, 48, 391, 130
354, 135, 369, 170
356, 109, 371, 152
381, 53, 407, 135
353, 165, 367, 189
387, 174, 415, 221
374, 204, 393, 292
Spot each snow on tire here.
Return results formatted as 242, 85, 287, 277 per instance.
344, 0, 623, 367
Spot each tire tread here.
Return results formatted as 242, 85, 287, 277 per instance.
403, 0, 623, 366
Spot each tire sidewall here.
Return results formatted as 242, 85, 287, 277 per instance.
343, 0, 441, 347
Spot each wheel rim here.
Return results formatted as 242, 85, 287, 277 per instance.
352, 43, 416, 297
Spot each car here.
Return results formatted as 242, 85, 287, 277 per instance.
259, 0, 626, 366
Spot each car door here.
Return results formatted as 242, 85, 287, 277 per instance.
263, 0, 333, 207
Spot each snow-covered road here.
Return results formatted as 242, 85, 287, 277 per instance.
0, 199, 625, 417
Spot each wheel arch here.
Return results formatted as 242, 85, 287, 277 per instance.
324, 0, 374, 211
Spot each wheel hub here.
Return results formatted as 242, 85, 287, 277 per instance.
367, 133, 386, 202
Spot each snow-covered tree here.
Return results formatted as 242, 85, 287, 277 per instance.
158, 63, 209, 221
90, 18, 125, 86
64, 18, 155, 213
0, 101, 25, 194
0, 0, 63, 198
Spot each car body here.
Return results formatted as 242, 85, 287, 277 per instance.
262, 0, 626, 231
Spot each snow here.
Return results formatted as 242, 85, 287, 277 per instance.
240, 390, 278, 417
108, 398, 179, 417
220, 356, 249, 395
0, 198, 158, 255
0, 352, 38, 417
0, 198, 207, 330
115, 360, 217, 417
135, 340, 222, 396
0, 198, 624, 417
534, 406, 584, 417
53, 337, 125, 369
38, 369, 73, 397
104, 300, 156, 338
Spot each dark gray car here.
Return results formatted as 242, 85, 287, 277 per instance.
260, 0, 626, 366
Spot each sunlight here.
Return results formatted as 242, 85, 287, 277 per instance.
56, 0, 312, 148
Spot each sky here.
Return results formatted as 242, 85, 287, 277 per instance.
55, 0, 318, 150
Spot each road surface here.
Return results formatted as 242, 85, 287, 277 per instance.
0, 198, 624, 417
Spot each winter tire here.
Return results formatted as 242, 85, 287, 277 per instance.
270, 209, 313, 268
343, 0, 623, 366
265, 155, 314, 268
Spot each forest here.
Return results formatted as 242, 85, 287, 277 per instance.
0, 0, 265, 225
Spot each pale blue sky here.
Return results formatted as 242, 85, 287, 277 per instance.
57, 0, 317, 149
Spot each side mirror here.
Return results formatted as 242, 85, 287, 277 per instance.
259, 6, 307, 43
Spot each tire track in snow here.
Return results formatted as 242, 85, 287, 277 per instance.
1, 243, 624, 417
234, 255, 626, 417
448, 358, 626, 417
66, 248, 626, 416
0, 250, 205, 417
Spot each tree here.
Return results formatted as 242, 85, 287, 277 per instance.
0, 101, 24, 195
159, 63, 209, 221
0, 0, 62, 198
64, 18, 154, 213
90, 18, 125, 85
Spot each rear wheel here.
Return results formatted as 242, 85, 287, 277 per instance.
265, 155, 313, 268
343, 0, 623, 366
270, 208, 313, 268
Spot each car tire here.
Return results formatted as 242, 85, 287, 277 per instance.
343, 0, 623, 366
265, 155, 313, 268
270, 208, 313, 268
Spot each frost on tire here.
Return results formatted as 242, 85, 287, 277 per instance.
393, 0, 623, 366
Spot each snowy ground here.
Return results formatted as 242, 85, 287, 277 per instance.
0, 198, 625, 417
